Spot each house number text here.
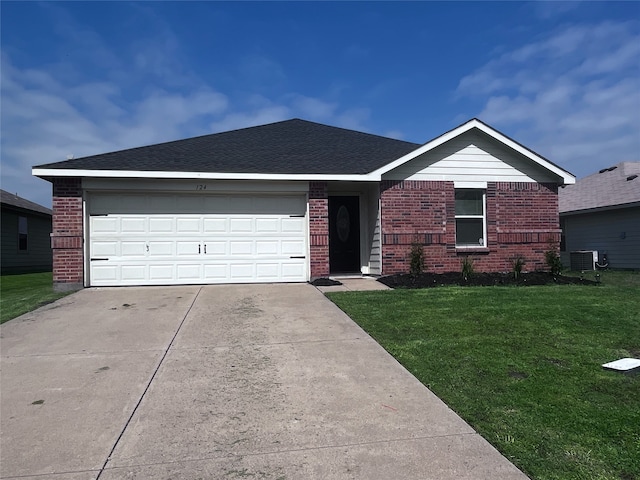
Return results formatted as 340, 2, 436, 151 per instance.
195, 184, 207, 190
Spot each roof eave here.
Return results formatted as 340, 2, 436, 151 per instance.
560, 200, 640, 216
372, 118, 576, 185
32, 168, 382, 182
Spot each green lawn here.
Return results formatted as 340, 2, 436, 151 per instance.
0, 272, 72, 324
327, 278, 640, 480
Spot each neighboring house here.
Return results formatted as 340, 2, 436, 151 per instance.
559, 161, 640, 270
1, 189, 53, 274
32, 118, 575, 291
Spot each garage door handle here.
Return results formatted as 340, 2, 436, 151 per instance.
204, 244, 207, 254
91, 258, 109, 261
290, 256, 306, 259
290, 214, 305, 217
198, 244, 201, 254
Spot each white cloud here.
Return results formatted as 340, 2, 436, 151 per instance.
0, 53, 231, 206
456, 20, 640, 178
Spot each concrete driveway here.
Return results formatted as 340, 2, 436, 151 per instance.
1, 283, 527, 479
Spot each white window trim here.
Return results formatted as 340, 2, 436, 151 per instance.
455, 189, 487, 249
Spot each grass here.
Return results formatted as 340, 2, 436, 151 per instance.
327, 274, 640, 480
0, 272, 72, 324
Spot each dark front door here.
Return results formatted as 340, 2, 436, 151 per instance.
329, 196, 360, 273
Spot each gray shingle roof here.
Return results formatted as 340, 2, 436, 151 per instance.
559, 162, 640, 213
0, 189, 52, 216
34, 119, 420, 175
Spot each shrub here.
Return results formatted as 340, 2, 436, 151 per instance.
461, 256, 475, 281
544, 241, 563, 276
510, 255, 526, 279
409, 242, 425, 276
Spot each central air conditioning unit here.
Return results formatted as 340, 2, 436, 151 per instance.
570, 250, 598, 271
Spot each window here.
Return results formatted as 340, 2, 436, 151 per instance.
18, 216, 28, 251
455, 189, 486, 247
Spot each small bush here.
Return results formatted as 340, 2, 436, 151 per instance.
409, 242, 425, 276
544, 241, 563, 276
510, 255, 526, 279
461, 256, 475, 281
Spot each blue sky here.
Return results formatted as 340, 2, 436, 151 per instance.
1, 1, 639, 207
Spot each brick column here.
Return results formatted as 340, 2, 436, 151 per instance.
309, 181, 329, 279
51, 178, 83, 291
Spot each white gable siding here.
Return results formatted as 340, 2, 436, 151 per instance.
383, 130, 557, 183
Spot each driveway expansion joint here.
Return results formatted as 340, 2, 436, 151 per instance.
94, 286, 203, 480
98, 432, 481, 472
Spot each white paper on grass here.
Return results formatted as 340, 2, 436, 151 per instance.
602, 358, 640, 371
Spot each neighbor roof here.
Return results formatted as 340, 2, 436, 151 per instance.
33, 119, 420, 175
559, 161, 640, 214
0, 189, 52, 216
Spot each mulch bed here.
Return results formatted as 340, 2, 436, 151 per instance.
310, 278, 343, 286
378, 271, 598, 289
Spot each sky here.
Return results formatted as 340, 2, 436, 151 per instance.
1, 1, 639, 208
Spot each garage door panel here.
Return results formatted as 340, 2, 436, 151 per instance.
121, 265, 146, 281
91, 217, 118, 233
149, 218, 174, 233
149, 265, 174, 280
256, 241, 278, 255
92, 241, 118, 257
256, 263, 279, 279
256, 218, 279, 232
176, 241, 200, 256
204, 241, 226, 255
282, 263, 306, 279
91, 264, 118, 282
230, 241, 252, 255
282, 240, 305, 255
281, 218, 305, 233
148, 241, 173, 256
230, 264, 254, 279
121, 242, 146, 257
203, 218, 226, 232
176, 264, 201, 280
89, 194, 308, 286
176, 218, 200, 233
203, 264, 228, 279
230, 218, 252, 232
121, 217, 146, 233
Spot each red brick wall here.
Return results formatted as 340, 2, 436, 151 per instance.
51, 178, 84, 290
309, 181, 329, 278
380, 180, 560, 274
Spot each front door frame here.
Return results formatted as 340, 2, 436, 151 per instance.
328, 194, 362, 274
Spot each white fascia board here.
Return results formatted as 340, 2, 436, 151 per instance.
32, 168, 380, 182
373, 119, 576, 185
454, 181, 488, 189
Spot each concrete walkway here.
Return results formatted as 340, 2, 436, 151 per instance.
0, 284, 528, 479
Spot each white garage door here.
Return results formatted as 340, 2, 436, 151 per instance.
88, 193, 307, 286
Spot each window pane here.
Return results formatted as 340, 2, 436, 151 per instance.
18, 217, 28, 251
455, 190, 483, 215
456, 219, 484, 246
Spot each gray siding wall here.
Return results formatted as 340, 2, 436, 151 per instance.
1, 208, 53, 274
562, 206, 640, 269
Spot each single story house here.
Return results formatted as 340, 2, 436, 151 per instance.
32, 118, 575, 291
559, 161, 640, 270
1, 189, 53, 274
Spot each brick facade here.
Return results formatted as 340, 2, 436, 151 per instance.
51, 178, 84, 291
308, 181, 329, 278
380, 180, 560, 274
